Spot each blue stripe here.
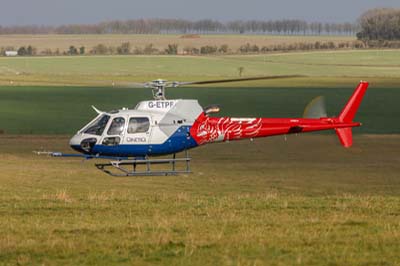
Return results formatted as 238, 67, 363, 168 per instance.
73, 126, 198, 157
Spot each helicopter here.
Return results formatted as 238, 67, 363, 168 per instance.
39, 76, 368, 176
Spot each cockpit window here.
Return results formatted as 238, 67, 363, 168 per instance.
107, 117, 126, 135
83, 115, 110, 136
128, 117, 150, 133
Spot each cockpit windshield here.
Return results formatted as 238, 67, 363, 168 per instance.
83, 114, 110, 135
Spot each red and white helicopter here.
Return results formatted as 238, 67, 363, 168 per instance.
42, 76, 368, 176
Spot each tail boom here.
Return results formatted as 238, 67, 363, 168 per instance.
190, 115, 361, 145
190, 82, 368, 147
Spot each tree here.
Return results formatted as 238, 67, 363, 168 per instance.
117, 42, 131, 54
183, 46, 199, 55
165, 44, 178, 55
0, 18, 358, 36
91, 44, 108, 55
18, 45, 37, 56
218, 44, 229, 54
239, 43, 251, 53
27, 46, 33, 55
68, 45, 78, 55
143, 44, 158, 54
200, 45, 218, 54
238, 43, 259, 53
17, 46, 27, 56
357, 8, 400, 40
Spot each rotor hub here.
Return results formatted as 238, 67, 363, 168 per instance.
148, 79, 168, 100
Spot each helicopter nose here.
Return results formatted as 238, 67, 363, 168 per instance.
69, 134, 99, 154
69, 134, 83, 152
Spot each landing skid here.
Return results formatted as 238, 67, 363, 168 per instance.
95, 152, 191, 176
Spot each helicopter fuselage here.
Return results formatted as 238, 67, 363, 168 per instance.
69, 81, 368, 158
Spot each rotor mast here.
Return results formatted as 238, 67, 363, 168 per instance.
147, 79, 180, 100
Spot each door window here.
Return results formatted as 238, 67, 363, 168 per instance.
128, 117, 150, 134
107, 117, 125, 135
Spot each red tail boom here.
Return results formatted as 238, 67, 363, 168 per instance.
190, 82, 368, 148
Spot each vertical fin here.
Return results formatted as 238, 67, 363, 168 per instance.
335, 81, 368, 148
338, 82, 369, 123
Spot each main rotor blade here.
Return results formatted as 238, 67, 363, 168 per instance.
107, 81, 148, 88
178, 75, 306, 86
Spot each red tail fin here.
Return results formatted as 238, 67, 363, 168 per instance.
335, 82, 368, 148
338, 81, 369, 123
335, 128, 353, 148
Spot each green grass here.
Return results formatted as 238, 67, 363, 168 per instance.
0, 134, 399, 265
0, 85, 399, 134
236, 49, 400, 66
0, 50, 400, 87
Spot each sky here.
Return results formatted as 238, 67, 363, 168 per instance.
0, 0, 399, 26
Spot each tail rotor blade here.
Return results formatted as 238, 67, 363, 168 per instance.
303, 96, 327, 118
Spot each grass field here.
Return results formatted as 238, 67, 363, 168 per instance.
0, 34, 355, 54
0, 134, 399, 265
0, 50, 399, 88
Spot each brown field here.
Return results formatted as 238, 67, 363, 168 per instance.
0, 34, 355, 53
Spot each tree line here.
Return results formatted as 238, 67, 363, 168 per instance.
357, 8, 400, 40
3, 40, 385, 57
0, 19, 357, 35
